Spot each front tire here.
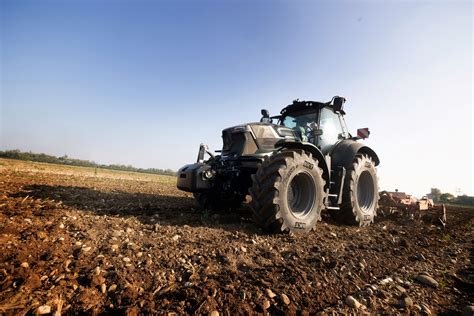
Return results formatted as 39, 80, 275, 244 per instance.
340, 154, 379, 226
249, 150, 326, 233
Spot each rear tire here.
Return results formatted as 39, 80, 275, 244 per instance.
340, 154, 379, 226
249, 150, 325, 233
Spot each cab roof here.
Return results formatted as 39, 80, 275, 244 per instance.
280, 96, 346, 116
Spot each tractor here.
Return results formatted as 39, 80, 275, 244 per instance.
177, 96, 380, 233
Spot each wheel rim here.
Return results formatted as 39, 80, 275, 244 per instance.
287, 172, 316, 218
357, 171, 375, 212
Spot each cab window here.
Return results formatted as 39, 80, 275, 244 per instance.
318, 107, 344, 153
282, 111, 318, 142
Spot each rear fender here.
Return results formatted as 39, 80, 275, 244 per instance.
331, 140, 380, 169
277, 141, 330, 188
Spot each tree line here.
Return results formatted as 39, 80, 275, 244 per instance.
429, 188, 474, 206
0, 150, 176, 176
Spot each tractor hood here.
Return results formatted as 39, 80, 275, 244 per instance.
221, 123, 296, 157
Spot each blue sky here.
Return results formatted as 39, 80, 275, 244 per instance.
1, 0, 472, 196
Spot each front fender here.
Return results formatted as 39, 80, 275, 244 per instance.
331, 140, 380, 169
276, 141, 330, 187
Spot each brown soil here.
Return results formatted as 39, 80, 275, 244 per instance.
0, 158, 472, 315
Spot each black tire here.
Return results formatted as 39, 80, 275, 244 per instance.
340, 154, 379, 226
193, 191, 244, 212
249, 150, 326, 233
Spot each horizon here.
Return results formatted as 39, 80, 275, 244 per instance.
1, 0, 473, 197
0, 148, 468, 199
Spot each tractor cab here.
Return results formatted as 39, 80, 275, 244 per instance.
260, 97, 350, 154
261, 96, 370, 155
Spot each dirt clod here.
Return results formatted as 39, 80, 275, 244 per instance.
35, 305, 51, 315
262, 300, 271, 310
280, 293, 291, 305
415, 274, 439, 288
266, 289, 276, 299
401, 295, 414, 308
345, 295, 363, 309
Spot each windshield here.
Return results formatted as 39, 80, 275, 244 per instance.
281, 110, 318, 142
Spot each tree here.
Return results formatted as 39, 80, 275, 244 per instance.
439, 193, 455, 202
454, 195, 474, 206
0, 150, 176, 176
430, 188, 441, 203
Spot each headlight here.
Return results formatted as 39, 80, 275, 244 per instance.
202, 169, 215, 180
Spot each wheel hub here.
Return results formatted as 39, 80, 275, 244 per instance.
357, 171, 375, 212
287, 172, 316, 219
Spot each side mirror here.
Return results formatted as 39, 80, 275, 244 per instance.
309, 122, 323, 136
357, 128, 370, 139
313, 129, 323, 136
332, 96, 346, 112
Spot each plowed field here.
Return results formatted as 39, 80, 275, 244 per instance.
0, 158, 472, 315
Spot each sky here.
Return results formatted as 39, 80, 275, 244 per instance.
1, 0, 472, 197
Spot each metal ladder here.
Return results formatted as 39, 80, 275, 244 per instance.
325, 166, 346, 210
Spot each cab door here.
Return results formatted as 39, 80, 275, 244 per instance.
317, 107, 346, 154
